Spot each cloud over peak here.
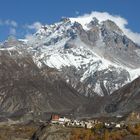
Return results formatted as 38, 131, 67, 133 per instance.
0, 12, 140, 45
25, 22, 43, 31
0, 19, 18, 27
70, 11, 140, 45
0, 19, 18, 37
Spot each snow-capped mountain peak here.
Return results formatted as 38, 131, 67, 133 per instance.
1, 15, 140, 96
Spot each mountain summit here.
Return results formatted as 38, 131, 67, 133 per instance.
23, 16, 140, 96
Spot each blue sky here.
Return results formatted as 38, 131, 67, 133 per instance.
0, 0, 140, 41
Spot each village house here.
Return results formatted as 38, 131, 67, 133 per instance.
85, 121, 93, 129
50, 114, 115, 129
115, 123, 121, 128
51, 114, 71, 124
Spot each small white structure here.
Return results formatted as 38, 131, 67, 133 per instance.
105, 122, 110, 127
59, 117, 65, 124
74, 120, 80, 126
115, 124, 121, 128
116, 115, 122, 118
58, 117, 71, 124
86, 122, 93, 129
79, 121, 86, 128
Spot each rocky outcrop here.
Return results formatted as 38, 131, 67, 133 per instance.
32, 125, 72, 140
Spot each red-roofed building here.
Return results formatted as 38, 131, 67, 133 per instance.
51, 114, 60, 123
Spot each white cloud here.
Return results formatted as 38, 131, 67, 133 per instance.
9, 28, 16, 35
5, 20, 18, 27
0, 19, 18, 27
75, 11, 80, 15
70, 11, 140, 45
25, 34, 35, 41
25, 22, 42, 31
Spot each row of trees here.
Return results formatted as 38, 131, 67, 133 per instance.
70, 123, 140, 140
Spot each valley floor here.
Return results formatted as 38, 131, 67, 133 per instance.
0, 122, 39, 140
0, 120, 140, 140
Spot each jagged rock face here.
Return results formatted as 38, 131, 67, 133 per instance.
60, 66, 130, 96
0, 48, 87, 119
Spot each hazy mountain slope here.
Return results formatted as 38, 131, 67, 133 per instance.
0, 47, 87, 119
105, 76, 140, 114
75, 76, 140, 118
